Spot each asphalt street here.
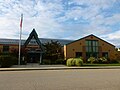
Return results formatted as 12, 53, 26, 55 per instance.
0, 69, 120, 90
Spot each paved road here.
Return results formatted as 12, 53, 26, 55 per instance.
0, 69, 120, 90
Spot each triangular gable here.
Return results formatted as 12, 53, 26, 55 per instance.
24, 29, 44, 52
66, 34, 115, 47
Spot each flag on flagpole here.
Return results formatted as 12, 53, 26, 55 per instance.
20, 14, 23, 28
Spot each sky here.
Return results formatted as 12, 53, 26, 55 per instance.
0, 0, 120, 47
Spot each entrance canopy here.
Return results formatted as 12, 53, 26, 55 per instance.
23, 28, 44, 53
23, 29, 45, 63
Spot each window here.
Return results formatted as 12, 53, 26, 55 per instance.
3, 45, 9, 52
102, 52, 108, 58
86, 40, 98, 52
76, 52, 82, 58
86, 40, 99, 58
28, 37, 38, 45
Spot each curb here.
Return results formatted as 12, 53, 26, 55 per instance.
1, 66, 120, 71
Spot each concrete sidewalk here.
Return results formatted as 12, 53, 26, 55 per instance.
1, 64, 120, 71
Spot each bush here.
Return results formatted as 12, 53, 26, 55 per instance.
88, 57, 109, 64
66, 58, 74, 66
12, 56, 18, 65
0, 60, 1, 65
66, 58, 83, 66
0, 55, 17, 68
93, 60, 99, 64
74, 58, 83, 66
0, 55, 11, 67
42, 59, 51, 65
55, 59, 64, 64
87, 57, 95, 64
99, 57, 109, 64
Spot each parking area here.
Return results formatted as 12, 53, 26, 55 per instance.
0, 69, 120, 90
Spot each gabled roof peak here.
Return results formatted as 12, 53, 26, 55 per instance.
32, 28, 36, 32
66, 34, 115, 47
30, 28, 37, 35
23, 28, 44, 52
90, 34, 94, 36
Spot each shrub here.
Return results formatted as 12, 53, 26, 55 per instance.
74, 58, 83, 66
0, 58, 1, 67
71, 59, 76, 66
88, 57, 109, 64
93, 59, 99, 64
66, 58, 74, 66
11, 56, 18, 65
42, 59, 51, 65
99, 57, 109, 64
0, 55, 16, 68
55, 59, 64, 64
87, 57, 95, 64
66, 58, 83, 66
0, 55, 11, 67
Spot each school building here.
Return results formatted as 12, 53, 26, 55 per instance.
0, 28, 119, 63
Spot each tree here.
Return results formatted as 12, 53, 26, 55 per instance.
43, 40, 63, 64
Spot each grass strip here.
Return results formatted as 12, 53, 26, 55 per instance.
83, 63, 120, 67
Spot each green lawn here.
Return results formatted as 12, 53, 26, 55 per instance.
83, 63, 120, 66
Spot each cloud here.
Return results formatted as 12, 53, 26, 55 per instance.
0, 0, 64, 39
0, 0, 120, 47
0, 17, 19, 39
102, 30, 120, 40
100, 30, 120, 47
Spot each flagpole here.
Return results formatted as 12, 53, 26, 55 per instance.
18, 14, 23, 65
18, 28, 22, 65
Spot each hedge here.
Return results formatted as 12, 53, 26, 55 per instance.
0, 55, 17, 68
66, 58, 83, 66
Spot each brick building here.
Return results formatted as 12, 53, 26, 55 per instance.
0, 29, 72, 64
64, 34, 120, 62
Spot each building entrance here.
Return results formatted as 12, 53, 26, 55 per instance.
23, 29, 44, 64
27, 53, 40, 63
